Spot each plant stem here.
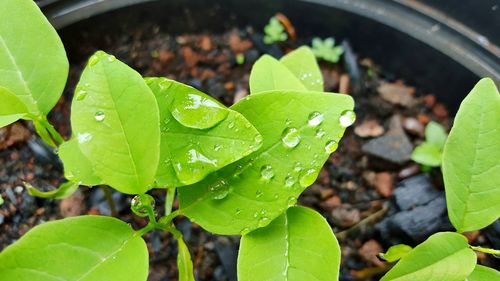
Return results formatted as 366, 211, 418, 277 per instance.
135, 222, 155, 236
100, 185, 118, 216
165, 187, 176, 216
39, 118, 64, 146
470, 245, 500, 256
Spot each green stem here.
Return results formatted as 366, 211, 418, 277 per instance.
470, 245, 500, 256
100, 186, 118, 216
40, 118, 64, 146
165, 187, 176, 216
135, 222, 156, 236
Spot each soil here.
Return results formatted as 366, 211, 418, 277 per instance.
0, 16, 498, 281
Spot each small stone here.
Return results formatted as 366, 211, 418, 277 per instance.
331, 204, 361, 228
354, 119, 385, 138
432, 103, 448, 119
359, 239, 385, 267
0, 123, 31, 150
199, 35, 212, 51
377, 82, 416, 107
228, 30, 253, 53
180, 46, 200, 67
417, 113, 431, 125
402, 117, 424, 137
423, 94, 436, 107
233, 87, 248, 103
158, 50, 175, 64
60, 191, 86, 217
393, 174, 441, 211
321, 196, 342, 211
373, 172, 393, 198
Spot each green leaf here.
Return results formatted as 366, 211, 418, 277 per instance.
381, 232, 477, 281
26, 181, 79, 199
0, 195, 3, 205
280, 47, 324, 91
411, 143, 442, 167
249, 55, 306, 94
58, 138, 103, 186
0, 0, 68, 115
146, 77, 262, 187
238, 206, 341, 281
177, 237, 195, 281
0, 216, 149, 281
0, 86, 28, 128
425, 121, 447, 148
468, 265, 500, 281
378, 244, 413, 263
442, 78, 500, 232
178, 90, 354, 235
71, 51, 160, 195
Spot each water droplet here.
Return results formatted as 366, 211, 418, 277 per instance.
75, 89, 87, 101
308, 111, 324, 127
339, 110, 356, 127
260, 165, 274, 180
274, 193, 279, 199
131, 194, 155, 217
94, 111, 105, 122
170, 92, 228, 129
293, 162, 302, 172
228, 121, 235, 129
77, 132, 92, 143
325, 140, 338, 153
299, 169, 318, 187
235, 208, 242, 215
107, 55, 116, 62
285, 119, 292, 126
214, 144, 222, 151
258, 217, 270, 227
285, 174, 296, 187
254, 134, 263, 143
209, 179, 230, 200
316, 128, 325, 138
240, 227, 251, 235
88, 54, 100, 66
281, 127, 300, 148
255, 190, 264, 198
287, 196, 297, 206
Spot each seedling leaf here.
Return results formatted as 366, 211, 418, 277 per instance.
378, 244, 413, 263
280, 47, 324, 91
249, 55, 306, 94
26, 181, 79, 199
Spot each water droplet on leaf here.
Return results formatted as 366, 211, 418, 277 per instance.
316, 128, 325, 138
325, 140, 338, 153
255, 190, 264, 198
88, 54, 99, 66
339, 110, 356, 127
281, 127, 300, 148
170, 92, 228, 129
287, 196, 297, 206
94, 111, 105, 122
285, 174, 296, 187
75, 89, 87, 101
209, 179, 230, 200
308, 111, 324, 127
299, 168, 318, 187
254, 134, 263, 143
260, 165, 274, 180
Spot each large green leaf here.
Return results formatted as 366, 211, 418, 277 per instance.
177, 237, 195, 281
0, 216, 149, 281
0, 86, 28, 128
58, 138, 103, 186
178, 90, 354, 235
0, 0, 68, 115
146, 78, 262, 187
71, 51, 160, 195
280, 47, 323, 91
468, 265, 500, 281
238, 206, 340, 281
381, 232, 477, 281
249, 55, 306, 94
442, 78, 500, 232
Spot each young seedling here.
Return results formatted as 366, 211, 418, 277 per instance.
311, 37, 344, 63
263, 16, 288, 44
0, 1, 353, 280
380, 78, 500, 281
410, 121, 447, 168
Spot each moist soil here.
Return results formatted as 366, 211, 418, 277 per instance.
1, 19, 498, 281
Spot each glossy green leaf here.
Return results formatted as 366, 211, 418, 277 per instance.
411, 143, 442, 167
0, 195, 3, 205
0, 86, 28, 128
468, 265, 500, 281
280, 47, 323, 91
381, 232, 476, 281
58, 138, 103, 186
249, 55, 306, 94
71, 51, 160, 195
378, 244, 413, 263
425, 121, 447, 148
26, 181, 79, 199
0, 0, 68, 115
147, 78, 262, 187
177, 237, 195, 281
0, 216, 149, 281
443, 78, 500, 232
178, 90, 354, 235
238, 206, 340, 281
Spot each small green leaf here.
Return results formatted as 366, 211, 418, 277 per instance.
0, 0, 68, 115
58, 138, 103, 186
249, 55, 306, 94
443, 78, 500, 232
26, 181, 79, 199
311, 37, 344, 63
280, 47, 324, 91
177, 237, 195, 281
238, 206, 341, 281
381, 232, 476, 281
411, 143, 442, 167
147, 78, 262, 187
425, 121, 447, 148
0, 195, 3, 205
178, 90, 354, 235
263, 17, 287, 45
468, 265, 500, 281
378, 244, 413, 263
0, 86, 28, 128
71, 51, 160, 195
0, 216, 149, 281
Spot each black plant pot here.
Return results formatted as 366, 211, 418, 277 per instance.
38, 0, 500, 113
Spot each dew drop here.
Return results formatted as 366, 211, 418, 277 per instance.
258, 217, 270, 227
94, 111, 105, 122
281, 127, 300, 148
299, 169, 318, 187
209, 179, 230, 200
88, 54, 100, 66
293, 162, 303, 172
308, 111, 324, 127
228, 121, 235, 129
274, 193, 279, 199
235, 208, 242, 215
255, 190, 264, 198
170, 92, 228, 129
75, 89, 87, 101
287, 196, 297, 206
339, 110, 356, 127
316, 128, 325, 138
254, 134, 263, 143
285, 174, 296, 187
325, 140, 338, 153
260, 165, 274, 180
240, 227, 251, 235
107, 55, 116, 62
214, 144, 222, 151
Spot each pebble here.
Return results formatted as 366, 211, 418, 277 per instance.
377, 82, 416, 107
359, 239, 385, 267
354, 120, 385, 138
373, 172, 393, 198
393, 174, 441, 211
402, 117, 424, 137
331, 204, 361, 228
397, 164, 421, 179
60, 191, 86, 217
